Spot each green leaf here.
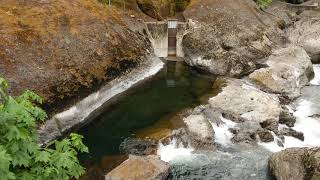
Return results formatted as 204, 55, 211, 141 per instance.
35, 151, 50, 163
0, 77, 88, 179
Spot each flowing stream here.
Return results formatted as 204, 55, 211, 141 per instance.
79, 63, 320, 180
158, 64, 320, 179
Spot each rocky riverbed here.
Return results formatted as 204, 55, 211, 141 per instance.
106, 1, 320, 179
1, 0, 320, 179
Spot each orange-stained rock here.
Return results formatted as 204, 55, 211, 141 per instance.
105, 155, 170, 180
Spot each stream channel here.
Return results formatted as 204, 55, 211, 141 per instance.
78, 62, 320, 180
78, 61, 216, 179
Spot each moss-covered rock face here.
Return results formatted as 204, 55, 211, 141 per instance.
136, 0, 190, 20
0, 0, 152, 113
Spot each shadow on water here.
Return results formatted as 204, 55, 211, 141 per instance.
78, 61, 216, 179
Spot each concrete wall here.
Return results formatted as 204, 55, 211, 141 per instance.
176, 22, 188, 57
146, 21, 188, 58
146, 22, 169, 57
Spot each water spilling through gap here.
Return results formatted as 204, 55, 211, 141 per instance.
78, 61, 216, 179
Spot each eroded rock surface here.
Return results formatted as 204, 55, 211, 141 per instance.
249, 45, 313, 98
105, 155, 170, 180
269, 147, 320, 180
287, 10, 320, 63
182, 0, 285, 77
183, 112, 215, 149
209, 79, 281, 125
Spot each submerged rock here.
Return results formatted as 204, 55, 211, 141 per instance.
119, 138, 158, 156
105, 155, 170, 180
249, 45, 313, 99
269, 147, 320, 180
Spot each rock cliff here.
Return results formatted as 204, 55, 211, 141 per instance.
0, 0, 152, 114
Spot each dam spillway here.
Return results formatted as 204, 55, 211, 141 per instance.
145, 20, 188, 60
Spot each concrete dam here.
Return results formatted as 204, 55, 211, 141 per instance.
145, 20, 189, 60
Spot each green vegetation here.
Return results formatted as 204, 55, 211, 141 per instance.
176, 0, 190, 12
257, 0, 272, 9
0, 78, 88, 180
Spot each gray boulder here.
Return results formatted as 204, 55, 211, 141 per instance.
209, 79, 281, 124
208, 78, 281, 143
287, 11, 320, 63
249, 45, 313, 98
183, 113, 215, 150
182, 0, 285, 77
269, 147, 320, 180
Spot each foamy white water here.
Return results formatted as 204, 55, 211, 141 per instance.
158, 138, 194, 162
310, 64, 320, 85
260, 99, 320, 152
211, 116, 237, 146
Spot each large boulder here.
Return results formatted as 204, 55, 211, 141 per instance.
208, 78, 281, 143
105, 155, 170, 180
183, 108, 215, 149
182, 0, 286, 77
287, 11, 320, 63
249, 45, 313, 98
209, 79, 281, 125
269, 147, 320, 180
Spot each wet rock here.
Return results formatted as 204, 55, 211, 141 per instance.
105, 155, 170, 180
182, 0, 285, 77
269, 147, 320, 180
38, 118, 61, 144
260, 119, 279, 133
257, 130, 274, 143
119, 138, 158, 156
309, 114, 320, 119
231, 130, 257, 144
280, 127, 304, 141
249, 45, 313, 99
279, 106, 296, 127
209, 79, 281, 125
183, 114, 215, 149
208, 78, 281, 144
160, 128, 190, 148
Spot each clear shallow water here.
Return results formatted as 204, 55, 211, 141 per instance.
158, 64, 320, 180
79, 63, 320, 180
78, 61, 215, 179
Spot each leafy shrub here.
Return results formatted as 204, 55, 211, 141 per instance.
0, 77, 88, 180
256, 0, 273, 9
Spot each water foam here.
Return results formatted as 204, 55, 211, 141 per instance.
311, 64, 320, 85
260, 99, 320, 152
158, 138, 194, 162
211, 116, 236, 146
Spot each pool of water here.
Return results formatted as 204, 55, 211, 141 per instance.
78, 61, 216, 179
